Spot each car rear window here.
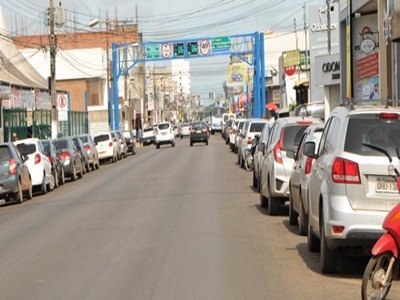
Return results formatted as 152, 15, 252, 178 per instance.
94, 135, 110, 143
158, 123, 170, 130
79, 135, 89, 143
344, 117, 400, 156
144, 128, 154, 133
249, 122, 266, 132
282, 125, 308, 151
192, 122, 206, 129
53, 140, 68, 149
0, 146, 10, 160
16, 143, 36, 155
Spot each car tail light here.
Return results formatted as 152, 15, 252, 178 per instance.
9, 159, 17, 175
304, 157, 313, 175
332, 157, 361, 184
247, 137, 253, 145
59, 151, 70, 162
34, 153, 41, 164
273, 130, 284, 164
84, 144, 91, 153
120, 139, 125, 144
48, 155, 54, 164
296, 120, 313, 125
109, 141, 113, 147
332, 225, 345, 234
379, 113, 399, 120
202, 128, 208, 133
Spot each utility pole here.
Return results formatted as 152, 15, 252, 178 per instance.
326, 0, 332, 55
49, 0, 58, 139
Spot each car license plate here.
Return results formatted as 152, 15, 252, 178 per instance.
196, 130, 201, 134
376, 177, 398, 193
162, 132, 166, 135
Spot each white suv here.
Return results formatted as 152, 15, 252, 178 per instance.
259, 116, 323, 215
303, 104, 400, 274
155, 122, 175, 149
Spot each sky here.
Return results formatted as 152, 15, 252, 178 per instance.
0, 0, 323, 104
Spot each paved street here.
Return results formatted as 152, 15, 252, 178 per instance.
0, 135, 398, 300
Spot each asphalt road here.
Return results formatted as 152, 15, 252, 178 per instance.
0, 135, 398, 300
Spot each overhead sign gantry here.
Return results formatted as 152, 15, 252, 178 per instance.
111, 32, 265, 130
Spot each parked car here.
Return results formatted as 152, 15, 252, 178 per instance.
173, 125, 179, 137
14, 138, 53, 194
78, 134, 100, 170
53, 137, 84, 181
0, 143, 32, 204
155, 122, 175, 149
238, 119, 270, 168
41, 139, 65, 188
72, 136, 90, 173
142, 127, 155, 145
233, 119, 247, 153
259, 116, 323, 215
179, 123, 191, 138
223, 119, 234, 144
252, 123, 272, 191
122, 131, 136, 155
189, 121, 209, 146
93, 132, 118, 163
110, 131, 122, 160
113, 130, 128, 158
286, 124, 324, 235
229, 119, 240, 151
303, 105, 400, 274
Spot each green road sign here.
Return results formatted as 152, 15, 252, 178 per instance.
173, 43, 184, 57
211, 36, 231, 53
188, 41, 198, 56
145, 44, 161, 59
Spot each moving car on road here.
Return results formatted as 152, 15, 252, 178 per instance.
190, 121, 209, 146
155, 122, 175, 149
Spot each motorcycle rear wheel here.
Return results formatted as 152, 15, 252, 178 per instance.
361, 252, 398, 300
244, 154, 253, 171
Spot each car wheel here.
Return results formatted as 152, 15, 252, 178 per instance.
190, 142, 193, 147
96, 157, 100, 169
267, 180, 279, 215
59, 167, 65, 185
47, 172, 55, 191
15, 180, 24, 204
53, 170, 59, 189
307, 220, 320, 252
320, 211, 337, 274
41, 174, 47, 195
288, 189, 298, 226
259, 181, 267, 208
156, 143, 160, 149
298, 193, 308, 236
71, 165, 77, 181
252, 169, 258, 189
26, 178, 33, 200
78, 161, 84, 178
206, 140, 208, 146
172, 142, 175, 147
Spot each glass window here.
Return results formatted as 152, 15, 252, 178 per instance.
16, 143, 36, 155
249, 122, 266, 133
282, 125, 308, 151
94, 135, 109, 143
0, 146, 10, 160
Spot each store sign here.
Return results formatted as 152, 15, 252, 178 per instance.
315, 54, 340, 86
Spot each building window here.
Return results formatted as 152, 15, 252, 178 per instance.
86, 78, 104, 106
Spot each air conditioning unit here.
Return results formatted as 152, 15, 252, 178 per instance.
391, 12, 400, 42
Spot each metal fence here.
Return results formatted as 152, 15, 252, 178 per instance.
3, 109, 88, 142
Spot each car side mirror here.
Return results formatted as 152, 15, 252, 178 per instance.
303, 141, 316, 158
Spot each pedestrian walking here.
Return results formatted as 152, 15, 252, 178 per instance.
11, 132, 18, 142
138, 128, 143, 145
132, 128, 137, 142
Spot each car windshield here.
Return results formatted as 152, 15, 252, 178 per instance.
144, 128, 154, 132
16, 143, 36, 155
282, 125, 308, 151
344, 116, 400, 156
94, 135, 110, 143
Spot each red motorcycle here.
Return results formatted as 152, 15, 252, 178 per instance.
361, 144, 400, 300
